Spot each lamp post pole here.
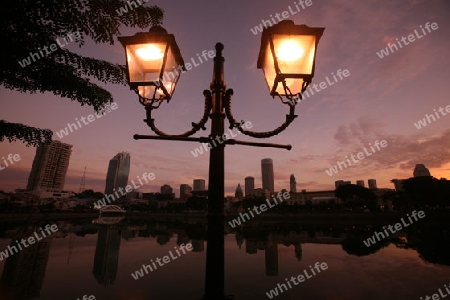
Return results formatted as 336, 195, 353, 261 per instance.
204, 42, 226, 299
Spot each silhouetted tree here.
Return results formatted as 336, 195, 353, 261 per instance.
1, 0, 163, 145
402, 177, 450, 208
335, 184, 377, 210
341, 234, 388, 256
186, 196, 208, 211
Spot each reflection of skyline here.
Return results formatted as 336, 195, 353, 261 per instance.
265, 234, 278, 276
0, 218, 447, 299
92, 225, 121, 286
0, 234, 52, 299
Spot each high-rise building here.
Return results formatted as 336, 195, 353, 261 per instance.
26, 140, 72, 194
180, 184, 192, 201
105, 152, 130, 195
368, 179, 377, 190
335, 180, 344, 189
193, 179, 206, 191
356, 180, 365, 187
160, 184, 173, 194
413, 164, 431, 177
235, 184, 243, 200
290, 174, 297, 192
244, 176, 255, 196
261, 158, 274, 194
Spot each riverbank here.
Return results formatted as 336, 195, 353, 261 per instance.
1, 211, 449, 223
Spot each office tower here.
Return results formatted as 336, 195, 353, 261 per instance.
356, 180, 365, 187
368, 179, 377, 190
93, 225, 121, 286
180, 184, 192, 201
26, 140, 72, 193
290, 174, 297, 192
413, 164, 431, 177
160, 184, 173, 194
334, 180, 344, 189
105, 152, 130, 195
244, 176, 255, 196
235, 184, 243, 200
343, 181, 351, 185
261, 158, 274, 194
193, 179, 206, 191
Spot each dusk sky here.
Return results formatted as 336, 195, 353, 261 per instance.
1, 0, 449, 197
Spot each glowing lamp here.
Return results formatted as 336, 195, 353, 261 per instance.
257, 20, 325, 98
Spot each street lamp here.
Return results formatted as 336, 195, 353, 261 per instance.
118, 26, 184, 107
257, 20, 324, 100
119, 20, 324, 300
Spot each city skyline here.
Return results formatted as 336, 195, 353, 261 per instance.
0, 153, 445, 197
1, 0, 449, 197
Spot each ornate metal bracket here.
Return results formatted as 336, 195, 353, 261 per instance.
223, 89, 298, 138
143, 90, 212, 137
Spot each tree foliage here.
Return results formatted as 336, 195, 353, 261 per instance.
335, 184, 376, 203
0, 120, 53, 147
402, 177, 450, 207
1, 0, 164, 145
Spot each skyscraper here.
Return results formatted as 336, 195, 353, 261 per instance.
193, 179, 206, 191
26, 140, 72, 193
335, 180, 344, 189
235, 184, 243, 200
244, 176, 255, 196
261, 158, 274, 194
356, 180, 365, 187
180, 184, 192, 201
290, 174, 297, 192
105, 152, 130, 195
368, 179, 377, 190
160, 184, 173, 194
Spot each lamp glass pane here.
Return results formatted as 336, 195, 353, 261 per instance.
126, 43, 166, 83
275, 78, 306, 95
272, 34, 316, 75
138, 86, 158, 100
160, 44, 181, 96
262, 43, 277, 92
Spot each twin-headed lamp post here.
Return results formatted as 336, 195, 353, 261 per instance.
118, 20, 324, 299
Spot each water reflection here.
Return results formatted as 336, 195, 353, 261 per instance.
0, 217, 449, 299
92, 225, 121, 286
0, 226, 52, 299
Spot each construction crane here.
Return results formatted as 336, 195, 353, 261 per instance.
79, 166, 87, 194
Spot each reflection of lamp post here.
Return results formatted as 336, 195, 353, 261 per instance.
119, 20, 324, 300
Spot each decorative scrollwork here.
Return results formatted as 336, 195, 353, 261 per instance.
143, 90, 212, 137
224, 89, 298, 138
